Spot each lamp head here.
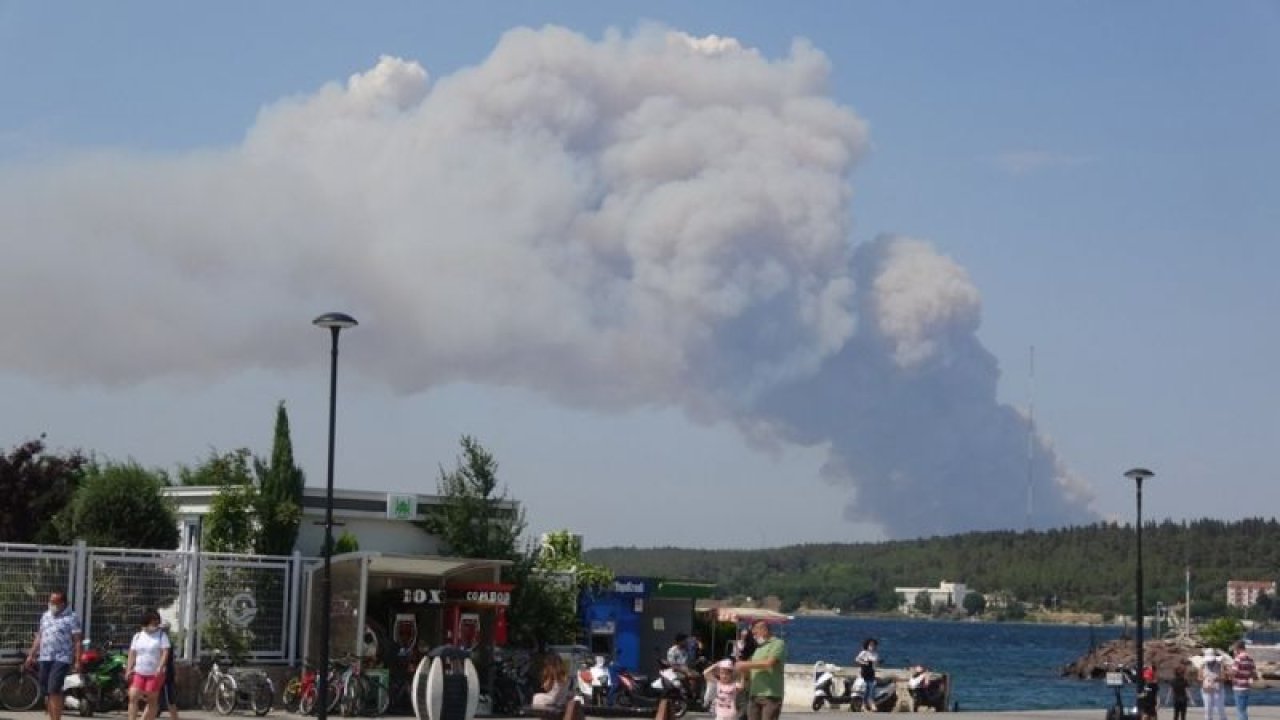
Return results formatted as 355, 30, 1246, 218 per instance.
313, 312, 358, 330
1124, 468, 1154, 482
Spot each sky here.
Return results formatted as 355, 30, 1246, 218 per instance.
1, 2, 1277, 549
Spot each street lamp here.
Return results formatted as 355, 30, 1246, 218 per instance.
313, 312, 357, 720
1125, 467, 1154, 675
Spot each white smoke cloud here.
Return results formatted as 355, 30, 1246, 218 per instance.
0, 25, 1095, 536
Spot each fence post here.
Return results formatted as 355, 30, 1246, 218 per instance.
73, 540, 90, 640
288, 550, 303, 666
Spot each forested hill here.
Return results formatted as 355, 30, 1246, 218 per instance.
584, 518, 1280, 615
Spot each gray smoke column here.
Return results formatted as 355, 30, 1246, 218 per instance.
0, 25, 1096, 536
756, 235, 1096, 536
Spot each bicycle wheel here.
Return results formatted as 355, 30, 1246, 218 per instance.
0, 670, 42, 712
281, 677, 301, 713
251, 679, 274, 716
215, 676, 238, 715
373, 680, 389, 717
340, 673, 364, 717
201, 676, 219, 712
299, 687, 317, 715
327, 672, 343, 713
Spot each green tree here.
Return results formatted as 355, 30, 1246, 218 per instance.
253, 402, 305, 556
0, 436, 88, 543
59, 461, 179, 549
963, 592, 987, 617
913, 592, 934, 615
1199, 617, 1245, 650
419, 435, 525, 560
184, 449, 258, 552
334, 529, 360, 554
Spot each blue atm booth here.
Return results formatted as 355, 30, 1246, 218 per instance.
579, 576, 715, 675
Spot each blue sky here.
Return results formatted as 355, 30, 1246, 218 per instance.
1, 2, 1277, 548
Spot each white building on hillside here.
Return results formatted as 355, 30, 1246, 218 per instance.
895, 580, 969, 613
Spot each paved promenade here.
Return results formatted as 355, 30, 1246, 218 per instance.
7, 709, 1280, 720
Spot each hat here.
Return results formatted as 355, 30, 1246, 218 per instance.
1142, 667, 1155, 682
717, 659, 733, 670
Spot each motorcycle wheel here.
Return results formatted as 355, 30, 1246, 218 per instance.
0, 670, 41, 712
812, 698, 825, 711
78, 696, 95, 717
848, 697, 862, 713
668, 696, 687, 719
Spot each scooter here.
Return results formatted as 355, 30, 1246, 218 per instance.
850, 676, 898, 713
1104, 665, 1139, 720
65, 641, 129, 716
612, 666, 688, 719
576, 656, 611, 706
811, 662, 857, 711
907, 665, 949, 712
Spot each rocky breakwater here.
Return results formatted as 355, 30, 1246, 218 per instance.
1063, 639, 1280, 687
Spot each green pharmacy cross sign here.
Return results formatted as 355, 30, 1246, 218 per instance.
388, 494, 416, 520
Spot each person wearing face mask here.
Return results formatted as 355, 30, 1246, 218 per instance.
732, 620, 786, 720
126, 609, 171, 720
25, 591, 83, 720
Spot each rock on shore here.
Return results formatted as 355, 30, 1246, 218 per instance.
1063, 638, 1280, 687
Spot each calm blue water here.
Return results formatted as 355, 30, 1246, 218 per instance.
782, 616, 1280, 712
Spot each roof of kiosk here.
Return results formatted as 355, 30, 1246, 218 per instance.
323, 551, 511, 579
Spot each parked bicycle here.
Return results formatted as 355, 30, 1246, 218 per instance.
0, 663, 42, 712
339, 657, 389, 717
200, 657, 274, 716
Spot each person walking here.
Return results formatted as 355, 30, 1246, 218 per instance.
1200, 648, 1227, 720
854, 638, 880, 712
126, 610, 171, 720
1170, 664, 1189, 720
703, 659, 743, 720
1137, 665, 1159, 720
1230, 641, 1258, 720
734, 620, 786, 720
155, 623, 179, 720
24, 591, 82, 720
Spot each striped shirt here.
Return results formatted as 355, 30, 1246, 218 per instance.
1232, 651, 1257, 691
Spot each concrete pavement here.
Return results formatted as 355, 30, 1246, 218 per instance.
7, 708, 1280, 720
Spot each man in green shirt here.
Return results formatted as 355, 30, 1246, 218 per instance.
734, 619, 786, 720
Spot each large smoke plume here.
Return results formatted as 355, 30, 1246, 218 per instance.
0, 25, 1096, 537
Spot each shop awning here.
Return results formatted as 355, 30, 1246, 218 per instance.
322, 551, 510, 580
707, 606, 793, 624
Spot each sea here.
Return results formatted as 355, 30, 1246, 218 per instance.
780, 615, 1280, 712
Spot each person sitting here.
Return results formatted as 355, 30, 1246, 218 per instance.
532, 653, 567, 710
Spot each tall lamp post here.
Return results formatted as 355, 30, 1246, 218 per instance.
1125, 467, 1154, 674
313, 312, 357, 720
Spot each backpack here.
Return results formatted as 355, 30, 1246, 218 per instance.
1201, 663, 1220, 691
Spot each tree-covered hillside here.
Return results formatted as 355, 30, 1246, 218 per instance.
585, 518, 1280, 617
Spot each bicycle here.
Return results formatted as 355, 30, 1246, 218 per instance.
0, 664, 42, 712
299, 659, 348, 715
200, 657, 274, 716
339, 657, 388, 717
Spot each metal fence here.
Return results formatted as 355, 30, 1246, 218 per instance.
0, 542, 307, 664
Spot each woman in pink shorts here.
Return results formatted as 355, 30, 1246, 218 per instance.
126, 609, 171, 720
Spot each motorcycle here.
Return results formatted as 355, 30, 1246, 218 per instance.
575, 656, 610, 706
906, 665, 949, 712
611, 666, 688, 719
488, 649, 533, 716
811, 662, 857, 711
65, 641, 129, 716
850, 675, 898, 713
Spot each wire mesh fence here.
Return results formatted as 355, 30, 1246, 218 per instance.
0, 542, 303, 664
